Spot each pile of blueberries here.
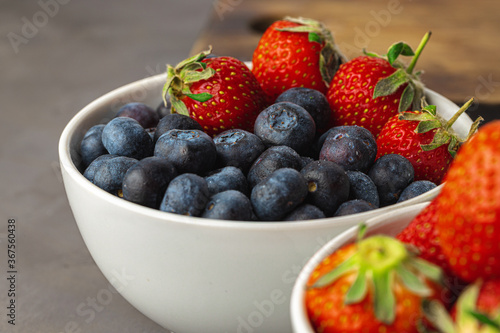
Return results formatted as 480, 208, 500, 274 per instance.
79, 87, 436, 221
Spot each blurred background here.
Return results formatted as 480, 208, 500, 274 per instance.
0, 0, 498, 332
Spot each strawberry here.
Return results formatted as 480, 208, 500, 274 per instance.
376, 99, 482, 184
396, 200, 468, 305
163, 48, 269, 137
306, 227, 446, 333
251, 16, 344, 102
422, 280, 500, 332
326, 32, 431, 138
435, 120, 500, 283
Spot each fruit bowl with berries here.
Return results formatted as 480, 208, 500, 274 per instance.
59, 17, 478, 333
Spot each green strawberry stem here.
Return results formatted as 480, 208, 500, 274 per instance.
311, 228, 443, 325
444, 97, 474, 131
406, 31, 432, 75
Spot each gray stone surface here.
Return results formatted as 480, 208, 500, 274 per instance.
0, 1, 213, 332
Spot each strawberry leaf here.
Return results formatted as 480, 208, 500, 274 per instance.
416, 119, 442, 134
311, 254, 358, 288
308, 32, 321, 43
170, 94, 190, 116
408, 258, 443, 284
387, 42, 414, 66
467, 310, 500, 329
398, 82, 415, 111
396, 265, 432, 296
421, 299, 456, 333
185, 92, 213, 102
345, 268, 368, 304
373, 69, 409, 99
421, 129, 451, 151
373, 270, 395, 324
399, 111, 435, 122
422, 104, 437, 116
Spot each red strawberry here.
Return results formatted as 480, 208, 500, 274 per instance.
326, 32, 431, 138
422, 280, 500, 332
435, 120, 500, 283
251, 16, 344, 102
376, 99, 482, 184
396, 200, 467, 305
163, 49, 269, 137
306, 229, 446, 333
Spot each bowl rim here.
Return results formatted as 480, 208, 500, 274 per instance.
58, 73, 459, 231
289, 201, 431, 332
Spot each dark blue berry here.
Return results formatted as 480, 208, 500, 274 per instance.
122, 156, 178, 208
205, 166, 249, 196
83, 154, 118, 182
283, 204, 326, 221
213, 129, 266, 173
247, 146, 303, 188
254, 102, 316, 155
334, 199, 376, 217
154, 129, 216, 175
368, 154, 415, 207
346, 171, 380, 208
116, 102, 159, 129
300, 160, 350, 216
80, 124, 108, 168
159, 173, 210, 217
275, 87, 331, 131
202, 190, 253, 221
251, 168, 308, 221
92, 156, 138, 196
397, 180, 437, 203
153, 113, 203, 143
319, 126, 377, 173
102, 117, 154, 160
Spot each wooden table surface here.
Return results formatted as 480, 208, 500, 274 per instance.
191, 0, 500, 122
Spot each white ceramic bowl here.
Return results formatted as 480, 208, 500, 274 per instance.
290, 201, 430, 333
59, 72, 471, 333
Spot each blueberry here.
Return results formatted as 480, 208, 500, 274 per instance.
80, 124, 108, 168
346, 171, 380, 208
202, 190, 253, 221
397, 180, 437, 203
247, 146, 303, 188
368, 154, 415, 207
319, 126, 377, 173
156, 97, 172, 119
102, 117, 154, 160
213, 129, 266, 173
251, 168, 308, 221
334, 199, 376, 216
275, 87, 331, 131
92, 156, 138, 196
300, 160, 350, 216
83, 154, 118, 182
122, 156, 178, 208
300, 156, 315, 169
116, 102, 159, 129
159, 173, 210, 217
154, 129, 216, 175
254, 102, 316, 155
153, 113, 203, 143
205, 166, 249, 196
283, 204, 326, 221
